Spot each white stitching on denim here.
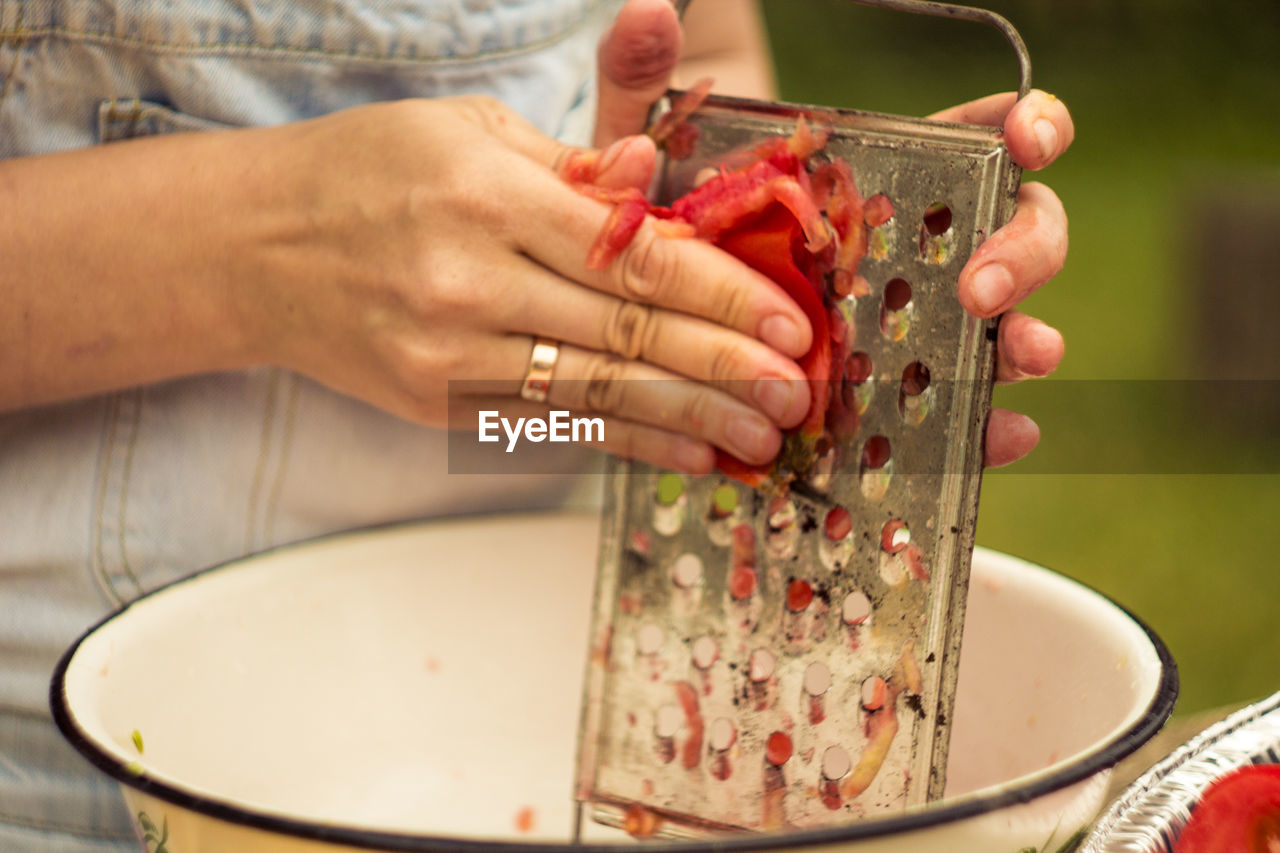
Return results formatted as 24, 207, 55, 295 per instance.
89, 389, 146, 606
112, 387, 145, 599
90, 393, 125, 608
244, 368, 280, 554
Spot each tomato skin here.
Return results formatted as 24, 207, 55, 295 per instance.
585, 189, 649, 270
1173, 764, 1280, 853
671, 162, 830, 253
716, 204, 831, 427
648, 78, 714, 158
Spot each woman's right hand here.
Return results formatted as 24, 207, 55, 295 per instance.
225, 97, 813, 474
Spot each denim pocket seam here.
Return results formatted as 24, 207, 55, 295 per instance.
97, 97, 230, 141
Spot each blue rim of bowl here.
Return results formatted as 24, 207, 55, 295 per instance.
50, 521, 1179, 853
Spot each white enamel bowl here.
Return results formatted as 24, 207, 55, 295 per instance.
52, 512, 1176, 853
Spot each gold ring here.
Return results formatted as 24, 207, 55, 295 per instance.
520, 337, 560, 403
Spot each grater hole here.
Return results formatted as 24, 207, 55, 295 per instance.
710, 483, 738, 518
862, 435, 890, 468
765, 497, 800, 559
920, 202, 954, 265
883, 278, 912, 311
881, 520, 910, 554
842, 590, 872, 626
823, 506, 852, 541
765, 731, 793, 766
843, 351, 875, 416
653, 472, 686, 536
860, 435, 892, 500
901, 361, 930, 395
767, 496, 796, 531
846, 351, 872, 385
862, 676, 888, 710
637, 623, 664, 656
866, 194, 895, 260
655, 704, 683, 738
709, 718, 737, 751
655, 472, 684, 506
786, 579, 814, 612
879, 279, 914, 341
923, 202, 952, 236
807, 437, 839, 494
822, 745, 852, 781
692, 636, 719, 669
898, 361, 933, 426
804, 661, 833, 696
671, 553, 703, 588
729, 565, 757, 600
748, 648, 775, 682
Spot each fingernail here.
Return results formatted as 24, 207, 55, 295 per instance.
970, 263, 1015, 315
1033, 117, 1058, 162
1013, 321, 1064, 377
759, 313, 806, 357
595, 137, 631, 176
753, 376, 795, 424
726, 414, 776, 463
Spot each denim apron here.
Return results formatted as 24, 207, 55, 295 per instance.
0, 1, 615, 848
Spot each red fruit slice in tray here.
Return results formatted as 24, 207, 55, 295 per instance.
1173, 764, 1280, 853
562, 100, 873, 492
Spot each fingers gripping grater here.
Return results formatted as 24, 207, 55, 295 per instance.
576, 0, 1032, 837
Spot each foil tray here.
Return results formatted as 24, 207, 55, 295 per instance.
1081, 689, 1280, 852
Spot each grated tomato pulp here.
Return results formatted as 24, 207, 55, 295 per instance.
562, 92, 887, 493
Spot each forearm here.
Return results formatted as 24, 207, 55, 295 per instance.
0, 130, 275, 411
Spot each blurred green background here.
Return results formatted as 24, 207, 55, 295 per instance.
760, 0, 1280, 715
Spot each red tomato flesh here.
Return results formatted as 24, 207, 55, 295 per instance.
1174, 764, 1280, 853
563, 112, 874, 492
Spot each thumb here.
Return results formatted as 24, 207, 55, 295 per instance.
594, 0, 683, 148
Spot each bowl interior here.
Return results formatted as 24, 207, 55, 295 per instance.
56, 513, 1170, 843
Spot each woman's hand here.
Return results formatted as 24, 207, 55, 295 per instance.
232, 98, 814, 475
935, 90, 1074, 466
0, 0, 1072, 478
0, 93, 812, 475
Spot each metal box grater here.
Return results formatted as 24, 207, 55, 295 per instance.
576, 0, 1030, 838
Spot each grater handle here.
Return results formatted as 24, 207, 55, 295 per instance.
676, 0, 1032, 99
